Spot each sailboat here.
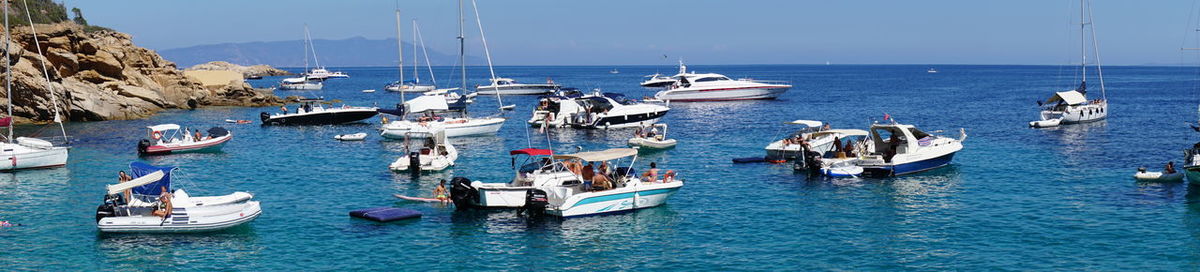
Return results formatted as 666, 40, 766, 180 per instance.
471, 1, 558, 96
378, 6, 505, 139
280, 25, 324, 90
0, 2, 69, 171
385, 19, 436, 93
1029, 0, 1108, 128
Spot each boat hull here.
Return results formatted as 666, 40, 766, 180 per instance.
380, 118, 505, 139
548, 182, 682, 218
862, 152, 956, 178
0, 141, 68, 171
475, 84, 558, 95
654, 85, 790, 102
97, 201, 261, 233
475, 185, 536, 208
140, 134, 232, 155
261, 109, 379, 126
386, 85, 436, 93
1186, 166, 1200, 184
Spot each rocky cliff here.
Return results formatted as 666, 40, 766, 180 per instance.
0, 22, 282, 123
186, 61, 291, 78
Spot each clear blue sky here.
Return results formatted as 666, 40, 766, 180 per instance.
69, 0, 1197, 65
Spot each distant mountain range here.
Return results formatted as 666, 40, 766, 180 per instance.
158, 36, 484, 68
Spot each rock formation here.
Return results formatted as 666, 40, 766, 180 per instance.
0, 22, 283, 123
186, 61, 291, 78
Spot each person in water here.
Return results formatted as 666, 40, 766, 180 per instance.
1166, 161, 1177, 174
117, 171, 132, 202
434, 180, 450, 203
151, 186, 173, 218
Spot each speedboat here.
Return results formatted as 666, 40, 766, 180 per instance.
379, 94, 505, 139
451, 148, 683, 218
304, 68, 348, 79
528, 91, 669, 129
260, 98, 379, 125
653, 72, 791, 102
137, 124, 231, 155
927, 68, 938, 74
475, 78, 559, 95
385, 80, 436, 93
640, 73, 675, 88
448, 148, 556, 208
95, 162, 261, 233
764, 120, 869, 160
388, 130, 457, 173
609, 69, 619, 74
1029, 89, 1107, 128
857, 121, 966, 177
628, 123, 677, 149
279, 77, 323, 90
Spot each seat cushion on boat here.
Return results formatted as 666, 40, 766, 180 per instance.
349, 207, 422, 222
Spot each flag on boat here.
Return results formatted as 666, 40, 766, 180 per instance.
0, 117, 11, 127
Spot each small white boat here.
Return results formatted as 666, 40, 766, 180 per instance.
362, 89, 376, 93
500, 104, 516, 111
609, 69, 619, 74
95, 162, 262, 233
857, 121, 966, 177
1134, 168, 1184, 182
927, 68, 938, 74
137, 124, 232, 155
475, 78, 560, 95
388, 130, 457, 172
640, 60, 687, 88
334, 133, 367, 141
379, 94, 505, 139
279, 79, 323, 90
628, 124, 677, 149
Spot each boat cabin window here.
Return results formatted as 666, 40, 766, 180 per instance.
871, 127, 906, 154
694, 77, 730, 82
577, 97, 615, 113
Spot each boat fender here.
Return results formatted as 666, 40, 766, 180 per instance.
137, 139, 151, 154
259, 112, 270, 123
449, 177, 478, 210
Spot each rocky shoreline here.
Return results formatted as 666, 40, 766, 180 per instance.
186, 61, 291, 78
0, 22, 283, 124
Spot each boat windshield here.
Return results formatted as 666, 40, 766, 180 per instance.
577, 97, 615, 113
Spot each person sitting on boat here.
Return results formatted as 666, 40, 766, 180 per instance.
151, 186, 173, 218
1166, 161, 1177, 174
884, 132, 901, 163
582, 162, 596, 182
822, 123, 831, 131
592, 171, 612, 191
433, 180, 450, 203
635, 127, 644, 138
642, 162, 659, 182
117, 171, 132, 202
194, 129, 204, 141
280, 105, 289, 114
598, 161, 610, 177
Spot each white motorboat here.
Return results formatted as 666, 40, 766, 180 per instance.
857, 121, 966, 177
627, 123, 677, 149
95, 162, 262, 233
640, 60, 688, 88
448, 148, 556, 208
1030, 1, 1108, 128
304, 68, 348, 80
136, 124, 231, 155
0, 12, 70, 171
451, 148, 683, 218
476, 78, 560, 95
609, 69, 619, 74
389, 130, 457, 172
279, 80, 323, 90
1134, 167, 1183, 182
260, 98, 379, 125
379, 94, 505, 139
653, 72, 791, 102
927, 68, 938, 74
362, 89, 376, 93
279, 25, 327, 90
334, 133, 367, 141
764, 120, 867, 160
529, 91, 669, 129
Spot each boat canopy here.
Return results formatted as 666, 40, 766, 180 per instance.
126, 162, 176, 196
1045, 90, 1087, 106
809, 129, 868, 138
106, 170, 165, 195
510, 148, 553, 156
405, 95, 449, 113
786, 120, 823, 127
553, 148, 638, 161
147, 124, 180, 132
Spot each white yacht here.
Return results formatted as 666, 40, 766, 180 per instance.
95, 162, 262, 233
475, 78, 560, 95
279, 25, 326, 90
0, 12, 69, 171
451, 148, 683, 217
640, 60, 688, 88
529, 91, 669, 129
384, 14, 437, 93
1029, 0, 1108, 128
856, 121, 966, 177
379, 94, 504, 139
388, 130, 458, 172
654, 72, 791, 102
304, 68, 348, 80
764, 120, 867, 161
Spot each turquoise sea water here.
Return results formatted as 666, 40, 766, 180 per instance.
2, 64, 1199, 270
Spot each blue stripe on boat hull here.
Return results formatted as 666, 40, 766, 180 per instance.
863, 152, 957, 177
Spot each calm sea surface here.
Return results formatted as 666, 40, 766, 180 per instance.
1, 64, 1199, 270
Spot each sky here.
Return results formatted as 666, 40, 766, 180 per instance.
67, 0, 1200, 66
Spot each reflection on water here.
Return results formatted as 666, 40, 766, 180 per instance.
96, 228, 261, 270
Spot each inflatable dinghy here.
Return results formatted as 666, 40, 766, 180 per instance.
1029, 118, 1062, 128
335, 133, 367, 141
1133, 168, 1184, 182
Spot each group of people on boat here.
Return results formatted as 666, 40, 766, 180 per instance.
115, 171, 173, 218
634, 126, 661, 140
562, 159, 615, 191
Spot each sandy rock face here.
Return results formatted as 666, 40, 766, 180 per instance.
186, 61, 291, 78
0, 23, 283, 123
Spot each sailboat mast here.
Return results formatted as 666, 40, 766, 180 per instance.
394, 10, 404, 101
302, 26, 310, 73
306, 26, 321, 69
1086, 0, 1107, 100
458, 0, 466, 92
415, 21, 437, 86
470, 0, 503, 108
412, 20, 418, 84
4, 0, 11, 143
1079, 0, 1086, 85
19, 0, 66, 140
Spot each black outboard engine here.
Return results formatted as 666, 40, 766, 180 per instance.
259, 112, 271, 123
95, 194, 121, 222
137, 139, 151, 154
794, 150, 823, 177
449, 177, 479, 210
407, 151, 421, 174
517, 189, 549, 217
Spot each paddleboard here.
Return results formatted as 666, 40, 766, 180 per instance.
394, 194, 443, 203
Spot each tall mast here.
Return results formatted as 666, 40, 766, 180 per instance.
394, 10, 404, 101
20, 0, 65, 140
302, 25, 309, 73
306, 25, 321, 69
1086, 0, 1107, 100
415, 20, 437, 87
412, 20, 418, 84
458, 0, 466, 92
470, 0, 503, 109
4, 0, 11, 143
1079, 0, 1086, 85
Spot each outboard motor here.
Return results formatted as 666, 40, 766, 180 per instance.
95, 194, 120, 222
517, 189, 549, 217
449, 177, 479, 210
259, 112, 271, 124
795, 150, 823, 177
407, 151, 421, 174
137, 139, 151, 154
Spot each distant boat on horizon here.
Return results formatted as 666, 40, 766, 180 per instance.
927, 68, 938, 73
610, 68, 619, 74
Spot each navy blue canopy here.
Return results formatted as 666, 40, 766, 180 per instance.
447, 95, 470, 111
129, 162, 175, 196
378, 104, 406, 116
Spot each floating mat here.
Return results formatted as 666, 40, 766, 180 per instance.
732, 157, 767, 163
349, 207, 422, 222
